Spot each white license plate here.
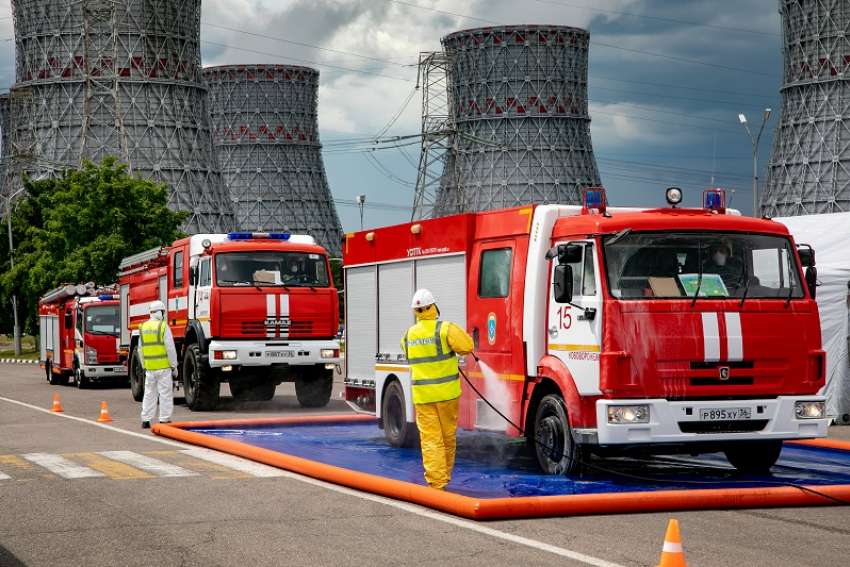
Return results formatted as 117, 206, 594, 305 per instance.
699, 407, 751, 421
265, 350, 294, 358
113, 366, 126, 372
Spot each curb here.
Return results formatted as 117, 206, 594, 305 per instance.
0, 359, 39, 364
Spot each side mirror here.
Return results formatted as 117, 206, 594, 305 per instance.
797, 244, 815, 268
806, 266, 817, 299
545, 243, 583, 264
64, 310, 73, 329
190, 265, 198, 286
553, 264, 573, 304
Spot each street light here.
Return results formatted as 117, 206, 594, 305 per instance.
3, 187, 26, 357
738, 108, 771, 217
357, 194, 366, 231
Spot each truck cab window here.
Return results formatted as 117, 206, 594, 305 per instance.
199, 258, 211, 287
174, 251, 184, 288
562, 243, 596, 297
479, 248, 512, 298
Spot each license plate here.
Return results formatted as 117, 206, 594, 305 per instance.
699, 407, 751, 421
113, 366, 126, 372
265, 350, 294, 358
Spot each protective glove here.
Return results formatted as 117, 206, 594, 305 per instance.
171, 367, 178, 379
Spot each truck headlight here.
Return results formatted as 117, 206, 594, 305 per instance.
795, 401, 824, 419
85, 346, 98, 365
608, 405, 650, 423
321, 349, 339, 359
213, 350, 237, 360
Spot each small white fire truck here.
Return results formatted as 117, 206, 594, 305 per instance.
38, 283, 126, 388
118, 232, 341, 411
343, 187, 828, 474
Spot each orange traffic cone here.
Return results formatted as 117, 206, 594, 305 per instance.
96, 401, 113, 423
50, 393, 64, 413
655, 519, 689, 567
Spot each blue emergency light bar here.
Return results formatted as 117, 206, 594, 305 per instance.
97, 294, 118, 300
583, 186, 606, 212
227, 232, 292, 241
702, 189, 726, 212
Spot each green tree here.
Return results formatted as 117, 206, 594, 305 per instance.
0, 157, 188, 335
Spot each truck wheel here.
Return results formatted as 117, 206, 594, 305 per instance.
74, 362, 89, 390
183, 343, 220, 411
533, 394, 586, 476
129, 348, 145, 402
294, 366, 333, 408
230, 378, 276, 401
46, 361, 61, 386
382, 380, 419, 449
724, 440, 783, 474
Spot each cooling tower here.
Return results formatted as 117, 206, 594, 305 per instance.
9, 0, 235, 234
202, 64, 343, 256
762, 0, 850, 217
435, 25, 601, 216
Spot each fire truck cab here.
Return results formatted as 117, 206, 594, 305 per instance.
343, 188, 828, 475
39, 284, 126, 388
119, 232, 341, 411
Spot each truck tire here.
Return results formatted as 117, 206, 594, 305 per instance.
230, 378, 276, 401
74, 361, 89, 390
129, 348, 145, 402
294, 365, 333, 408
533, 394, 586, 476
724, 440, 783, 474
382, 380, 419, 449
46, 360, 61, 386
183, 343, 220, 411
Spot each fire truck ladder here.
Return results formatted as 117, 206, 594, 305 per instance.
117, 246, 166, 276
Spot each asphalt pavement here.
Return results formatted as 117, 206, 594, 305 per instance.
1, 362, 849, 567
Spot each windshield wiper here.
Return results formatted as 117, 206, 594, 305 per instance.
784, 245, 795, 308
690, 244, 705, 307
738, 257, 750, 307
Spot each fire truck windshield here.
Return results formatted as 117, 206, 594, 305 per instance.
214, 251, 330, 288
604, 232, 805, 300
85, 305, 120, 335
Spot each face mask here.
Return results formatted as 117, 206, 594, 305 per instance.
713, 251, 727, 266
151, 311, 163, 320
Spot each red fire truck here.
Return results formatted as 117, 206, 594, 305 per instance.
38, 283, 126, 388
343, 187, 828, 474
118, 232, 341, 411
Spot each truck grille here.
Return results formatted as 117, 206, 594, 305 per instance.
239, 320, 313, 337
678, 420, 768, 434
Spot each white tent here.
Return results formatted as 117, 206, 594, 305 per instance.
776, 213, 850, 425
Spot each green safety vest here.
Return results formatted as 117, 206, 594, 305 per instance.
140, 319, 170, 371
402, 320, 460, 404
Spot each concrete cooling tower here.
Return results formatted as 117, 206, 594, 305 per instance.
202, 64, 342, 256
8, 0, 234, 233
762, 0, 850, 216
435, 25, 601, 216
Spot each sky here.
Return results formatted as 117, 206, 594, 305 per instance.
0, 0, 784, 234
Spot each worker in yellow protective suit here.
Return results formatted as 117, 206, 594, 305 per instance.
400, 289, 474, 490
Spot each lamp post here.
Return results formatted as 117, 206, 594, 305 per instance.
357, 194, 366, 231
738, 108, 771, 217
3, 187, 25, 356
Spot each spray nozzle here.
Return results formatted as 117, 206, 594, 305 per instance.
470, 351, 480, 363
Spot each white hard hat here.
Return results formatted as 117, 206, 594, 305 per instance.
411, 289, 436, 309
150, 300, 166, 313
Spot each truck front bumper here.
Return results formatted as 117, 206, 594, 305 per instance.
84, 365, 128, 379
207, 339, 341, 368
595, 396, 828, 445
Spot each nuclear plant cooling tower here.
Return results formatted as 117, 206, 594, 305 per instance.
434, 25, 601, 216
9, 0, 234, 233
762, 0, 850, 216
202, 65, 343, 257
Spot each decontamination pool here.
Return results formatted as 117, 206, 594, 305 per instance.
154, 415, 850, 520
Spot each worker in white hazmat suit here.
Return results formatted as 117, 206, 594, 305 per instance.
400, 289, 474, 490
140, 300, 178, 429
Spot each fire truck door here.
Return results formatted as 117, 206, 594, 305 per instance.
469, 240, 516, 371
62, 306, 75, 369
193, 257, 212, 331
547, 241, 602, 395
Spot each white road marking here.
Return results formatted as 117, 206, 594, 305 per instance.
0, 471, 10, 480
21, 453, 106, 479
98, 450, 199, 477
180, 448, 286, 477
0, 396, 626, 567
